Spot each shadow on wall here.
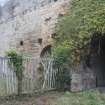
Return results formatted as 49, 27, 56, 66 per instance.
86, 34, 105, 88
40, 45, 52, 58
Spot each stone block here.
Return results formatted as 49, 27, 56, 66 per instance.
82, 72, 96, 90
71, 73, 83, 92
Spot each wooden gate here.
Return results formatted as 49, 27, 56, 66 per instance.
0, 57, 58, 96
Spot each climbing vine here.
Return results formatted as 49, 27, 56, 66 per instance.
6, 50, 23, 95
53, 0, 105, 65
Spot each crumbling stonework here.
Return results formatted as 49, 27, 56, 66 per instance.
0, 0, 68, 57
0, 0, 104, 92
71, 72, 96, 92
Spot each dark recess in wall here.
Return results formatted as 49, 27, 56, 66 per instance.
85, 34, 105, 87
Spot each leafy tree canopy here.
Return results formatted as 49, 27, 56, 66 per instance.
53, 0, 105, 65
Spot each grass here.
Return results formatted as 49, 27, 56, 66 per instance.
0, 76, 17, 96
0, 78, 7, 96
52, 90, 105, 105
1, 90, 105, 105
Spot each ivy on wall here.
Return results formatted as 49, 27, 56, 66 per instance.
53, 0, 105, 65
6, 50, 23, 95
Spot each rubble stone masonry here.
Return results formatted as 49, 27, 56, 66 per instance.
0, 0, 68, 57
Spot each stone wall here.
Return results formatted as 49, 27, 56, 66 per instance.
0, 0, 68, 57
70, 65, 97, 92
0, 0, 69, 91
71, 72, 96, 92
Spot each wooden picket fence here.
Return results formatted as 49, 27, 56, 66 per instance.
0, 57, 59, 97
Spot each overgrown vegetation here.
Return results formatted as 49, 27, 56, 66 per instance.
1, 90, 105, 105
52, 90, 105, 105
6, 50, 23, 95
53, 0, 105, 65
53, 46, 71, 89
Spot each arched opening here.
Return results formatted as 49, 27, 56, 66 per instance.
88, 33, 105, 87
36, 45, 52, 89
40, 45, 52, 58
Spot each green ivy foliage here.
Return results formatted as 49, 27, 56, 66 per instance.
6, 50, 23, 80
6, 50, 23, 95
52, 42, 71, 89
53, 0, 105, 65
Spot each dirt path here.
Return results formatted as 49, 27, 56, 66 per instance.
1, 90, 105, 105
0, 92, 62, 105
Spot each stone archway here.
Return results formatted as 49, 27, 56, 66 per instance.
89, 34, 105, 87
40, 45, 52, 58
36, 45, 52, 89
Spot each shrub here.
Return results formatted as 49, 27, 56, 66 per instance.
6, 50, 23, 95
53, 0, 105, 65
